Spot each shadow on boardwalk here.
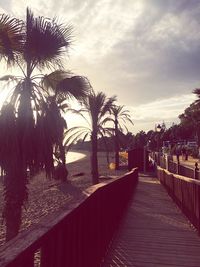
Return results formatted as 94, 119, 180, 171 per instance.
102, 173, 200, 267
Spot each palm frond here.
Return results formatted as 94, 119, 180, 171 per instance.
64, 126, 88, 135
57, 76, 91, 100
65, 131, 90, 153
111, 104, 133, 128
41, 71, 91, 106
66, 107, 88, 113
120, 116, 133, 126
25, 8, 72, 70
86, 91, 105, 120
58, 103, 68, 112
100, 116, 114, 125
64, 128, 88, 151
66, 108, 91, 126
41, 70, 72, 91
0, 14, 24, 65
99, 126, 114, 135
101, 95, 117, 117
0, 75, 18, 81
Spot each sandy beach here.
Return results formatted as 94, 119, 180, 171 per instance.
0, 150, 128, 246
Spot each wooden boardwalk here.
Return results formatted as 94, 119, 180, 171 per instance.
102, 174, 200, 267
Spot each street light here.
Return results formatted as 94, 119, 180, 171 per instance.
155, 123, 162, 151
156, 124, 162, 132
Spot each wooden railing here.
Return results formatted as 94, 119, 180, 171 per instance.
157, 167, 200, 234
152, 152, 200, 179
0, 169, 138, 267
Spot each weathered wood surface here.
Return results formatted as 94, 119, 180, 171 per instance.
0, 170, 138, 267
102, 174, 200, 267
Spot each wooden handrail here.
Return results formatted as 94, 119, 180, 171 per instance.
0, 169, 138, 267
158, 166, 200, 185
157, 166, 200, 234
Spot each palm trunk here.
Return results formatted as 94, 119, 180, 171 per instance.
91, 130, 99, 184
4, 66, 32, 240
59, 141, 66, 165
4, 169, 27, 241
194, 124, 200, 146
115, 120, 120, 170
5, 20, 33, 240
5, 202, 22, 241
197, 127, 200, 147
58, 141, 68, 182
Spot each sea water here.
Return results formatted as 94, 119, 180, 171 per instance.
66, 151, 86, 164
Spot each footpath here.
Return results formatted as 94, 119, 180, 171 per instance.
102, 174, 200, 267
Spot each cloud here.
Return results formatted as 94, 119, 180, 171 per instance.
64, 93, 196, 135
96, 0, 200, 104
0, 0, 12, 13
0, 0, 199, 132
129, 93, 196, 133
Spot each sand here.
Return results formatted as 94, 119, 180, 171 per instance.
0, 150, 128, 246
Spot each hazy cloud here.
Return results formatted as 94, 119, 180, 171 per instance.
0, 0, 200, 131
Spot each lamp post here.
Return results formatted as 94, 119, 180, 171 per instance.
156, 124, 162, 132
155, 124, 162, 151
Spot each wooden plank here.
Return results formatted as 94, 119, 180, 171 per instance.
102, 174, 200, 267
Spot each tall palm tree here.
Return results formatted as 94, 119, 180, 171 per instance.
110, 105, 133, 170
0, 9, 89, 240
65, 90, 116, 184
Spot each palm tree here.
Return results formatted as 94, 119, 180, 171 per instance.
41, 71, 90, 181
110, 105, 133, 170
0, 9, 89, 240
65, 90, 116, 184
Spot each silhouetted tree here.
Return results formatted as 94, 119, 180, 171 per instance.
41, 71, 90, 180
110, 105, 133, 170
134, 131, 147, 148
0, 9, 89, 240
179, 102, 200, 144
65, 90, 116, 184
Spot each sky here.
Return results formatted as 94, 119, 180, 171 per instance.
0, 0, 200, 133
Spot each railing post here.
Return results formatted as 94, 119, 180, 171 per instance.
177, 160, 180, 174
194, 162, 199, 180
166, 155, 169, 171
143, 146, 146, 173
40, 235, 56, 267
18, 253, 35, 267
198, 185, 200, 235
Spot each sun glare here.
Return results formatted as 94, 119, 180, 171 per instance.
0, 83, 14, 108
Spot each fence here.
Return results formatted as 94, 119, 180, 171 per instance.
0, 169, 138, 267
157, 167, 200, 234
152, 152, 200, 180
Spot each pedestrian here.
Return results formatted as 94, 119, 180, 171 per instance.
198, 147, 200, 162
185, 148, 188, 161
175, 145, 181, 163
181, 146, 186, 160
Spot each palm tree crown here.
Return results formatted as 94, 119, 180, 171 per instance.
0, 8, 72, 69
